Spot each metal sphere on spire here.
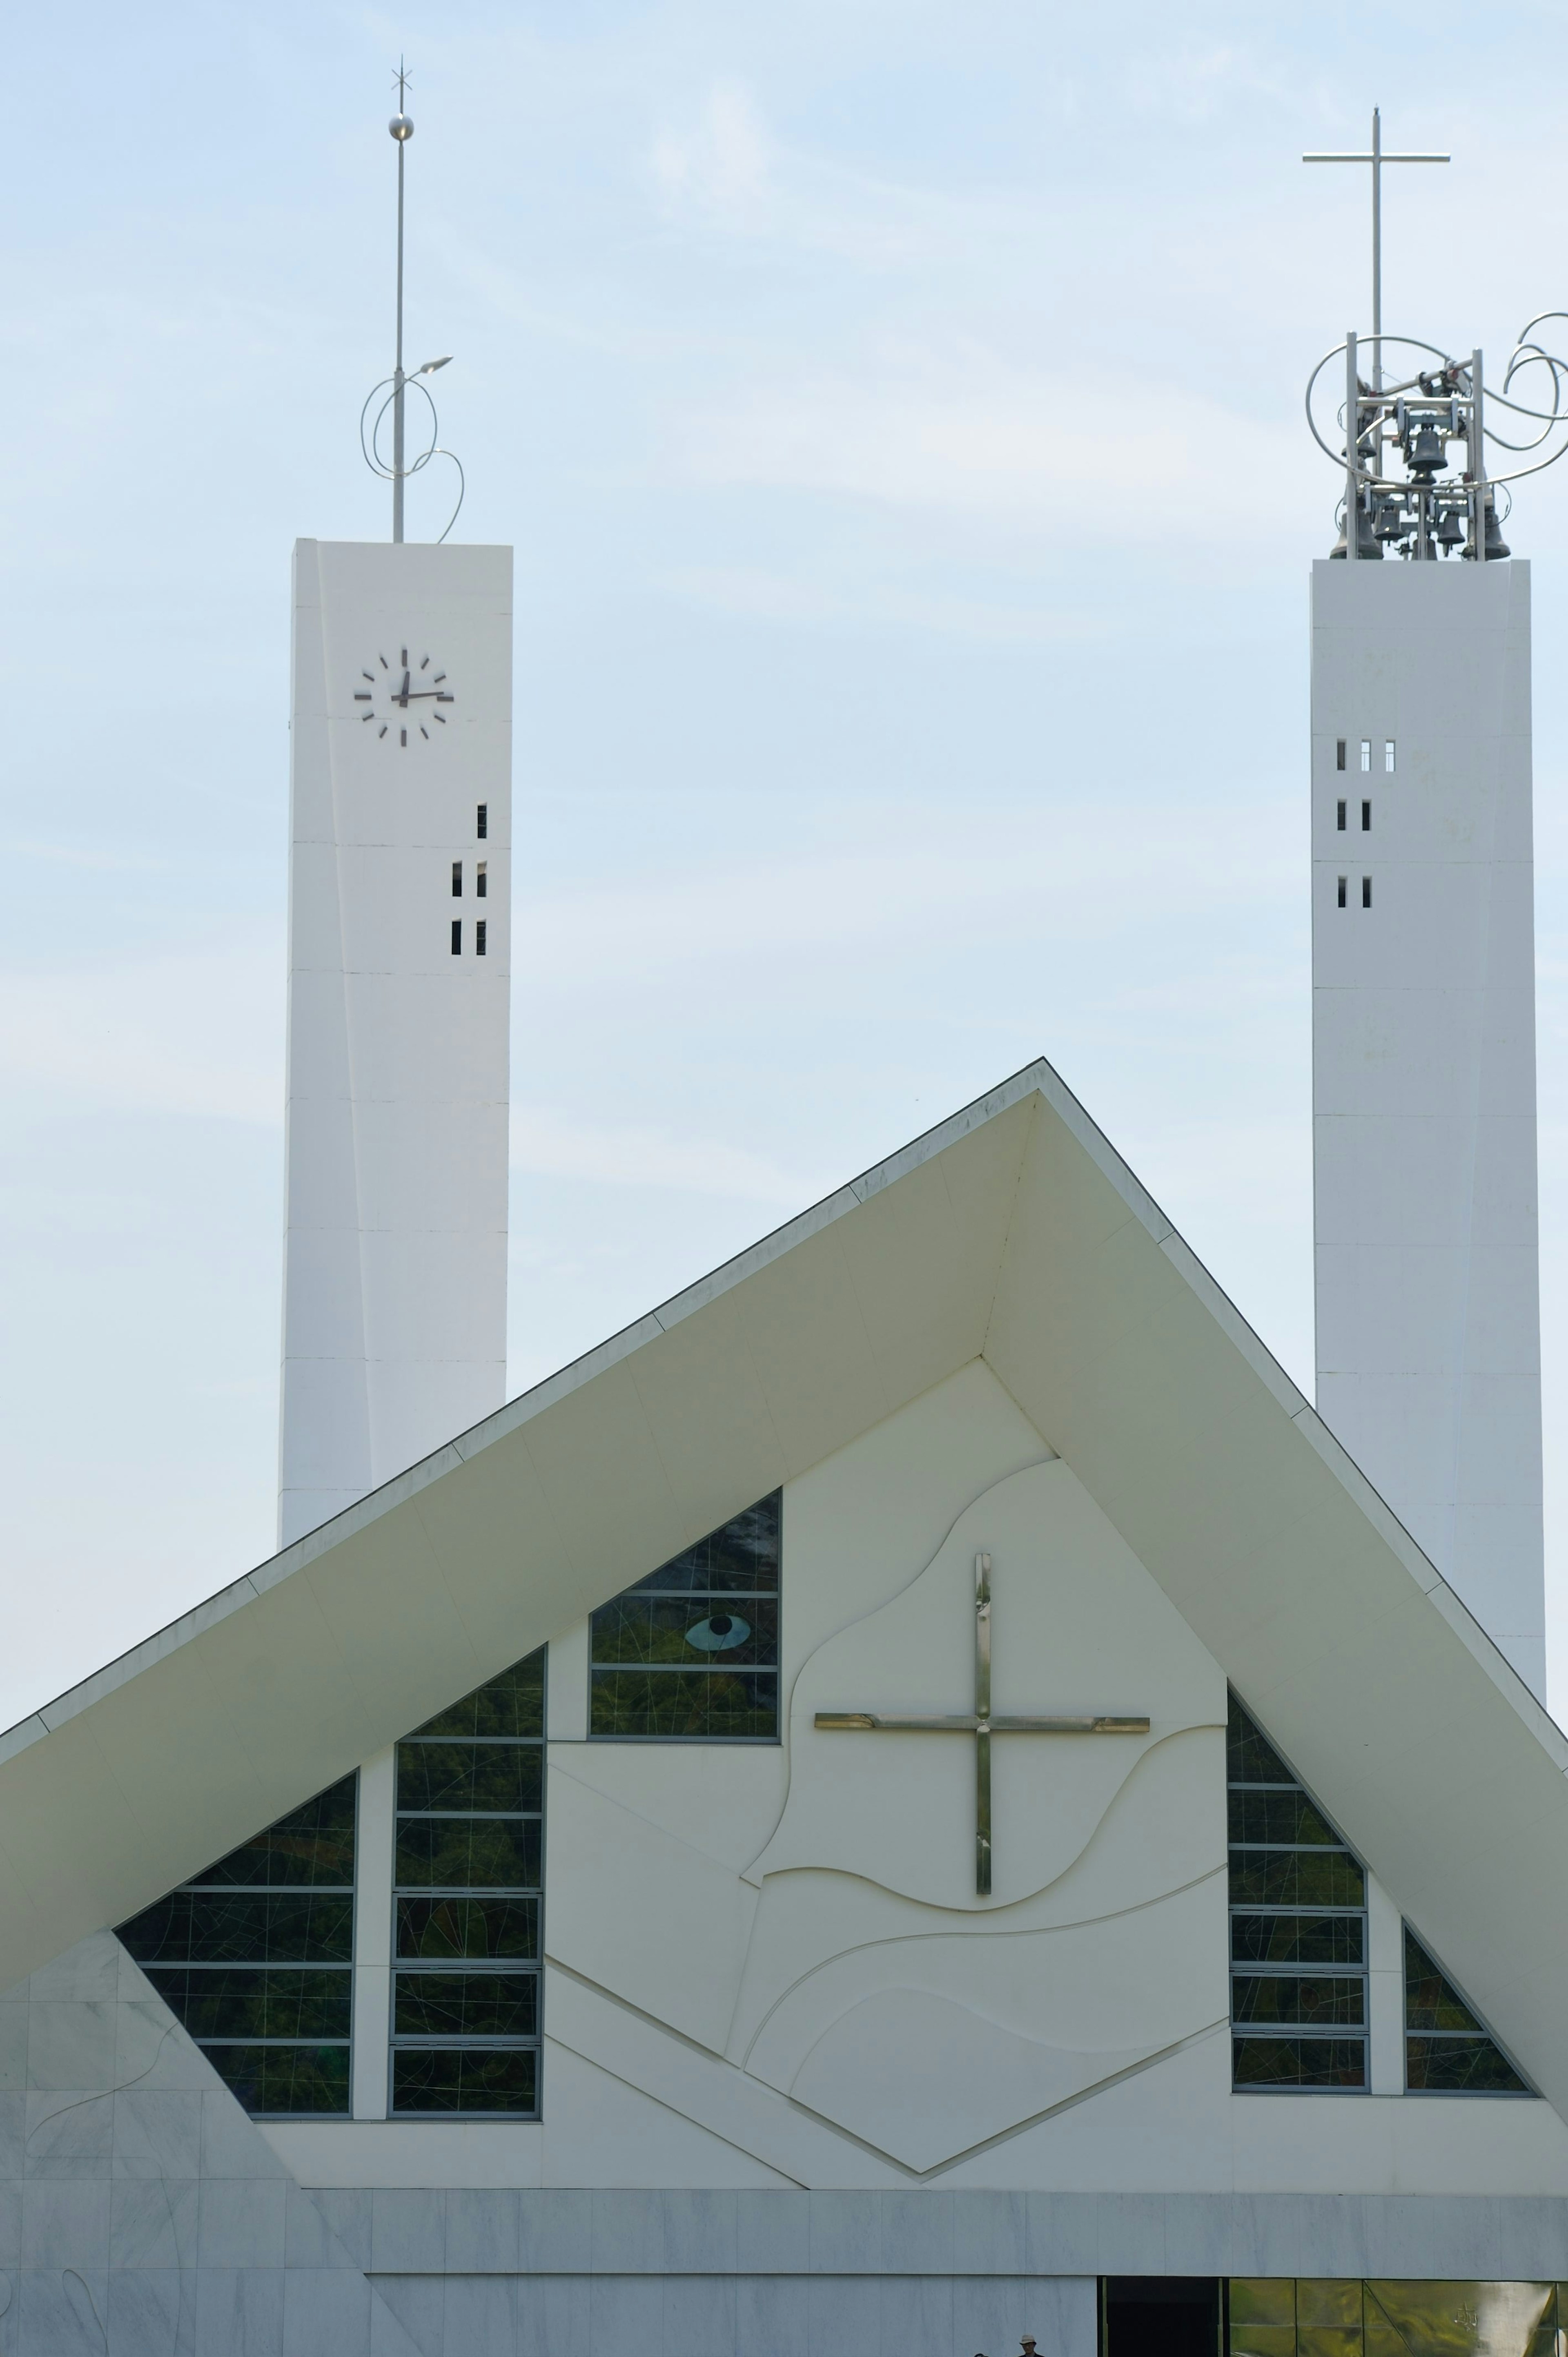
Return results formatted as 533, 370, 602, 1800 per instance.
389, 114, 414, 140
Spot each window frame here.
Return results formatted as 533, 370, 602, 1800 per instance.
1227, 1692, 1369, 2096
586, 1491, 783, 1746
387, 1652, 547, 2122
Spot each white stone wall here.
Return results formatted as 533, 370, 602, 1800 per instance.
278, 540, 512, 1548
1310, 558, 1544, 1696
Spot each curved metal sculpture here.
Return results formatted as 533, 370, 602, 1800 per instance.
1305, 321, 1568, 561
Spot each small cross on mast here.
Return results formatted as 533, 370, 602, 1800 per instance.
1303, 108, 1449, 389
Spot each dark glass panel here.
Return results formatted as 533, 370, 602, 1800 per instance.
1406, 2036, 1530, 2094
394, 1818, 540, 1891
1403, 1928, 1484, 2033
589, 1667, 777, 1740
119, 1891, 354, 1966
202, 2043, 352, 2116
1231, 1973, 1365, 2027
619, 1494, 781, 1598
391, 2045, 537, 2114
1231, 1914, 1364, 1966
394, 1971, 539, 2039
1228, 1851, 1365, 1909
396, 1741, 542, 1815
408, 1650, 546, 1742
589, 1596, 777, 1668
143, 1967, 350, 2041
1228, 1791, 1341, 1846
185, 1777, 357, 1889
1227, 1695, 1296, 1788
1231, 2035, 1367, 2089
396, 1895, 538, 1961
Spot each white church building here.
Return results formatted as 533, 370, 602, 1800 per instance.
4, 110, 1568, 2357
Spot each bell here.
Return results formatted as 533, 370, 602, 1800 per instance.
1409, 423, 1445, 476
1330, 499, 1383, 560
1436, 506, 1465, 551
1483, 499, 1511, 561
1374, 500, 1407, 542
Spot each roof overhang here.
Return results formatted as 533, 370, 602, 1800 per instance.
4, 1060, 1566, 2110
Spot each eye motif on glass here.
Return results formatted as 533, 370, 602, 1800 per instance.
351, 647, 455, 747
684, 1612, 750, 1654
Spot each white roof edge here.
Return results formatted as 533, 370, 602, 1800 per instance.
12, 1051, 1561, 1777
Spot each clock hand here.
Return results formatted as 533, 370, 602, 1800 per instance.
397, 689, 452, 700
396, 668, 411, 705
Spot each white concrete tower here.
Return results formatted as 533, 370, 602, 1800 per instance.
278, 540, 512, 1546
1309, 325, 1546, 1697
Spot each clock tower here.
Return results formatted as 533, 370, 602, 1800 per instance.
276, 89, 512, 1548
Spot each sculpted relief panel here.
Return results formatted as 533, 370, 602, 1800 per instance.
546, 1450, 1230, 2176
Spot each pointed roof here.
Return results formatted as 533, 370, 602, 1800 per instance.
3, 1059, 1566, 2107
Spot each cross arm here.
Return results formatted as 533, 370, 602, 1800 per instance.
813, 1712, 1150, 1733
1301, 151, 1449, 163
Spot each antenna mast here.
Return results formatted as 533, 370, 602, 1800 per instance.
390, 62, 413, 544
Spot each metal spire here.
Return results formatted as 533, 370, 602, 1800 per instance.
389, 61, 414, 543
1303, 109, 1450, 388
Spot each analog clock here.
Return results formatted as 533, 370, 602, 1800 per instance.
352, 647, 455, 746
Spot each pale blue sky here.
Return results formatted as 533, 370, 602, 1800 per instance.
6, 0, 1568, 1722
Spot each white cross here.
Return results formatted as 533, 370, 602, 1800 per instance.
1303, 108, 1449, 387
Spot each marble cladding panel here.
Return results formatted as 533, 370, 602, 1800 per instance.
0, 1933, 425, 2357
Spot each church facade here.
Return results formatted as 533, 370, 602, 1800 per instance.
3, 1061, 1566, 2355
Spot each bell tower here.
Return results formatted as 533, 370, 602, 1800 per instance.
277, 77, 511, 1548
1304, 150, 1560, 1695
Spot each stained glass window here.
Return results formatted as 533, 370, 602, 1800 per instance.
1404, 1927, 1531, 2094
1228, 1693, 1367, 2089
390, 1649, 544, 2116
589, 1492, 781, 1741
117, 1775, 356, 2116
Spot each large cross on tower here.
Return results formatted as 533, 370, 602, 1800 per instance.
1303, 108, 1449, 387
815, 1552, 1149, 1898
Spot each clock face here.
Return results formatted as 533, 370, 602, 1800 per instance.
352, 647, 455, 746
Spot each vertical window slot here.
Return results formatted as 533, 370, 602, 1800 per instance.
476, 921, 487, 957
476, 803, 488, 840
451, 921, 462, 955
476, 862, 487, 899
1337, 877, 1347, 908
1385, 739, 1396, 774
1336, 740, 1347, 772
1360, 740, 1372, 773
1361, 876, 1372, 908
452, 861, 462, 897
1361, 801, 1371, 831
1336, 801, 1347, 831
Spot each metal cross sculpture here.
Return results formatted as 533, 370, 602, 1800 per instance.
815, 1553, 1149, 1898
1303, 108, 1449, 388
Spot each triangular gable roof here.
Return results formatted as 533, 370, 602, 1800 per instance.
4, 1058, 1567, 2108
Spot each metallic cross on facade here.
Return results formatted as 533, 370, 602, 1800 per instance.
1303, 109, 1449, 388
815, 1553, 1149, 1898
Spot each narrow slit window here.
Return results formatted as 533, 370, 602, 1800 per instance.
1385, 739, 1396, 774
1336, 801, 1347, 831
1361, 876, 1372, 908
1360, 739, 1372, 773
1336, 740, 1347, 772
476, 803, 488, 840
1337, 876, 1347, 908
1361, 801, 1371, 831
476, 863, 487, 898
451, 921, 462, 955
452, 861, 462, 897
476, 921, 487, 956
